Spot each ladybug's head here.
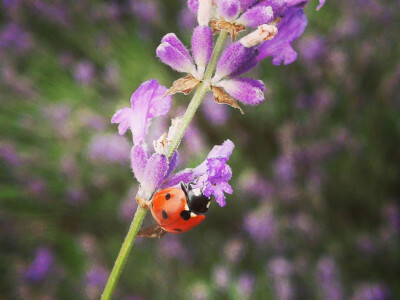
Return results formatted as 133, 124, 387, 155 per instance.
180, 182, 211, 215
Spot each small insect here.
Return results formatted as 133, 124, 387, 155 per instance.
138, 182, 211, 238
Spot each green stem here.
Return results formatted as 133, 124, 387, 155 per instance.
101, 207, 147, 300
167, 30, 228, 158
101, 30, 229, 300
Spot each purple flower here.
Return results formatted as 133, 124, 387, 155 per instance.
267, 257, 294, 300
130, 0, 160, 25
188, 0, 274, 28
111, 80, 174, 199
211, 43, 266, 106
88, 134, 130, 164
316, 257, 343, 300
86, 265, 108, 288
111, 79, 172, 145
201, 93, 230, 126
0, 142, 20, 166
159, 235, 188, 260
237, 273, 255, 298
24, 248, 54, 282
257, 8, 307, 65
162, 140, 235, 207
0, 23, 32, 56
244, 207, 277, 243
351, 283, 390, 300
157, 25, 213, 79
213, 266, 230, 289
74, 60, 95, 85
130, 144, 176, 199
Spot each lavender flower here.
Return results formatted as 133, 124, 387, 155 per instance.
351, 283, 390, 300
74, 60, 95, 85
87, 134, 131, 164
112, 79, 172, 145
201, 93, 230, 126
257, 8, 307, 65
223, 238, 245, 263
157, 25, 213, 80
0, 23, 32, 56
162, 140, 235, 207
213, 265, 230, 290
316, 257, 343, 300
112, 80, 234, 205
24, 248, 54, 282
237, 273, 255, 299
244, 206, 277, 243
267, 257, 294, 300
85, 265, 109, 299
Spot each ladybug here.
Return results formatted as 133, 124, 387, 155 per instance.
138, 182, 211, 238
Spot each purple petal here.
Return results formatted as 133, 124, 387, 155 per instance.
192, 25, 213, 76
218, 0, 240, 21
131, 144, 150, 183
316, 0, 325, 10
217, 78, 265, 105
238, 0, 258, 11
161, 33, 192, 62
236, 6, 274, 27
256, 0, 308, 16
165, 151, 178, 180
204, 180, 233, 207
161, 168, 196, 189
156, 41, 196, 74
141, 154, 169, 195
111, 107, 134, 135
257, 7, 307, 65
131, 80, 172, 144
187, 0, 199, 13
207, 139, 235, 160
215, 42, 258, 80
111, 80, 172, 144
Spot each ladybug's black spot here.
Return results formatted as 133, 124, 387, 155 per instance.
162, 210, 168, 219
180, 210, 191, 221
174, 228, 182, 232
165, 193, 171, 200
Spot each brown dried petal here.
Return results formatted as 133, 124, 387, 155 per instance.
164, 75, 200, 96
212, 86, 244, 114
210, 19, 246, 41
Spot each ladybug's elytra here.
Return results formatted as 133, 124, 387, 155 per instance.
138, 182, 211, 238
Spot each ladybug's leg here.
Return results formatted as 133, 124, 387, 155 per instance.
135, 195, 152, 210
138, 224, 167, 239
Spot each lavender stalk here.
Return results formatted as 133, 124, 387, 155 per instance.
101, 31, 229, 300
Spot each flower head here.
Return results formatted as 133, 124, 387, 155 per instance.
162, 140, 235, 207
157, 25, 213, 81
111, 79, 172, 145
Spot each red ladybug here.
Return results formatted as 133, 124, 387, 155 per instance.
138, 182, 211, 238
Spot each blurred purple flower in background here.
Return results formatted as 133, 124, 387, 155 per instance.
24, 248, 54, 282
75, 60, 95, 85
85, 265, 109, 299
244, 206, 277, 244
316, 257, 343, 300
88, 134, 131, 164
0, 23, 32, 56
237, 272, 255, 299
351, 283, 390, 300
213, 265, 230, 290
268, 257, 294, 300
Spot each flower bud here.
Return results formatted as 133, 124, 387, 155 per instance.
197, 0, 212, 26
239, 24, 278, 48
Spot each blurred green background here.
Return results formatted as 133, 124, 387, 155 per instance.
1, 0, 399, 299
